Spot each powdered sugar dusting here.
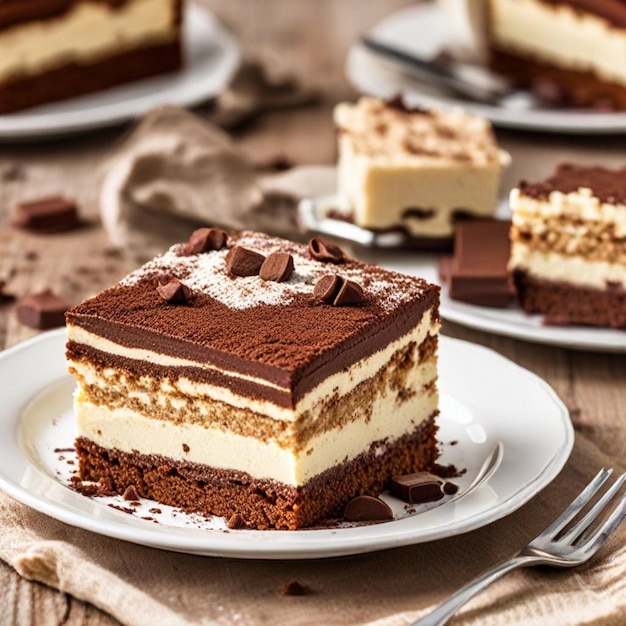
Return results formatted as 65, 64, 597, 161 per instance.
120, 232, 428, 310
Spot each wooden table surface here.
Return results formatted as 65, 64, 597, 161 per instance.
1, 1, 625, 623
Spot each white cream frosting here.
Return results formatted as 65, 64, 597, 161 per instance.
0, 0, 177, 83
74, 382, 437, 486
67, 309, 439, 421
511, 188, 626, 238
490, 0, 626, 86
510, 243, 626, 289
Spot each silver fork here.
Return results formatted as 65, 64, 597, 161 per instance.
412, 468, 626, 626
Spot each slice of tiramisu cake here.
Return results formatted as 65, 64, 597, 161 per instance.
0, 0, 183, 114
509, 164, 626, 328
66, 230, 440, 529
334, 96, 509, 248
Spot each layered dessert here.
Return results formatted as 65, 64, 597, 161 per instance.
66, 230, 441, 529
509, 164, 626, 328
0, 0, 183, 114
487, 0, 626, 109
334, 97, 509, 248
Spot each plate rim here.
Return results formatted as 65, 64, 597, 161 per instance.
346, 2, 626, 135
0, 329, 574, 559
0, 1, 241, 140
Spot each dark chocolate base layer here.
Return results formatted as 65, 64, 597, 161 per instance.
0, 39, 182, 114
513, 270, 626, 329
489, 49, 626, 111
75, 415, 439, 530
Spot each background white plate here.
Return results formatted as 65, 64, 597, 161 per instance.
0, 329, 572, 559
301, 196, 626, 353
0, 2, 241, 140
346, 3, 626, 134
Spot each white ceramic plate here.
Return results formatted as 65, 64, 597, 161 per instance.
0, 2, 241, 140
300, 196, 626, 353
0, 329, 572, 559
346, 3, 626, 134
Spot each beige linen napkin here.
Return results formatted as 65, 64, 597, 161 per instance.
1, 436, 625, 626
100, 106, 334, 260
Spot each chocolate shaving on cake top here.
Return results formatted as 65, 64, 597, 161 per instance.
519, 164, 626, 205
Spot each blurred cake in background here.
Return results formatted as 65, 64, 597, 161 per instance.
0, 0, 183, 114
333, 96, 509, 249
439, 0, 626, 110
488, 0, 626, 109
509, 164, 626, 328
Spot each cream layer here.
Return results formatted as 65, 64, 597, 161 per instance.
490, 0, 626, 85
67, 309, 438, 421
0, 0, 177, 83
337, 138, 502, 236
510, 243, 626, 290
74, 385, 437, 486
511, 188, 626, 238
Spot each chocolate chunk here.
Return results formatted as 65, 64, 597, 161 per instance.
443, 481, 459, 495
226, 513, 247, 529
439, 219, 515, 308
182, 443, 190, 453
344, 495, 393, 522
308, 237, 345, 263
13, 196, 79, 233
15, 289, 69, 329
334, 278, 364, 306
226, 246, 265, 277
122, 485, 140, 501
283, 581, 312, 596
313, 274, 341, 303
390, 472, 445, 504
180, 227, 228, 255
0, 281, 15, 304
156, 278, 192, 304
313, 274, 363, 306
260, 252, 294, 282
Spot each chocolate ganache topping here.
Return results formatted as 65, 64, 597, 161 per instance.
519, 164, 626, 205
66, 231, 439, 407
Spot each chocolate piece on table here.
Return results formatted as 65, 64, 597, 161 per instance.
390, 472, 445, 504
16, 289, 70, 329
440, 219, 515, 307
344, 495, 393, 522
226, 246, 266, 277
13, 197, 79, 234
260, 252, 295, 282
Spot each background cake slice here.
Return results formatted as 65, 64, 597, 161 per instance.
66, 230, 441, 530
334, 96, 509, 248
0, 0, 183, 114
509, 164, 626, 328
487, 0, 626, 109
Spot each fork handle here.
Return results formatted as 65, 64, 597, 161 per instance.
411, 555, 541, 626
